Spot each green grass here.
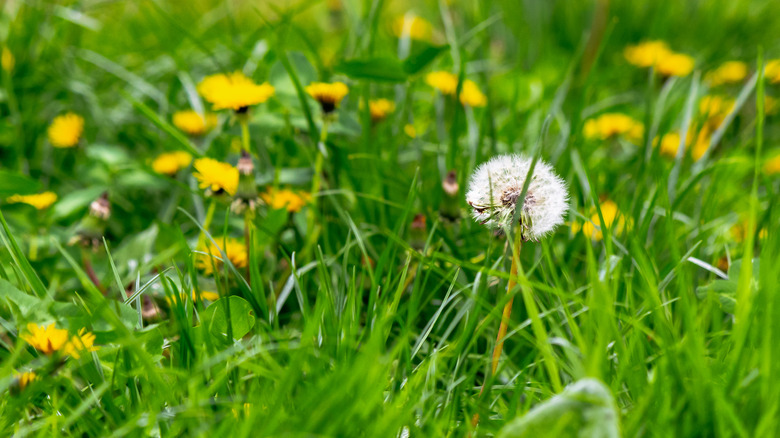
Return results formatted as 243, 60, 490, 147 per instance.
1, 0, 780, 436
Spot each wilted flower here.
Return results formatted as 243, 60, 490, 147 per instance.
48, 113, 84, 148
305, 82, 349, 114
706, 61, 748, 86
197, 72, 275, 112
7, 192, 57, 210
459, 80, 487, 107
466, 154, 568, 241
583, 113, 644, 142
261, 187, 311, 213
624, 41, 671, 68
152, 151, 193, 175
197, 238, 248, 275
391, 14, 432, 40
369, 98, 396, 123
765, 59, 780, 84
192, 158, 239, 196
425, 71, 458, 95
173, 110, 218, 136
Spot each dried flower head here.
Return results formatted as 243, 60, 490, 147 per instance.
706, 61, 748, 86
152, 151, 193, 175
7, 192, 57, 210
197, 72, 275, 111
466, 154, 568, 240
192, 158, 239, 196
48, 113, 84, 148
173, 110, 218, 136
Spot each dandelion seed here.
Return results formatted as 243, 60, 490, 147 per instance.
192, 158, 239, 196
6, 192, 57, 210
466, 154, 569, 241
48, 113, 84, 148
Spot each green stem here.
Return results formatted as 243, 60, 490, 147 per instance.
240, 119, 251, 152
197, 200, 216, 250
307, 120, 329, 240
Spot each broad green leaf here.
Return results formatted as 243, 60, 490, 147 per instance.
403, 43, 448, 75
203, 296, 255, 340
52, 186, 105, 221
335, 57, 408, 83
0, 278, 41, 316
0, 171, 40, 197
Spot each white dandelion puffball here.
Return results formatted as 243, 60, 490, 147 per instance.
466, 154, 569, 240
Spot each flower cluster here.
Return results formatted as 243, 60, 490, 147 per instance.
624, 41, 694, 77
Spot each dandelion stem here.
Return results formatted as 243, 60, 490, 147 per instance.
490, 231, 522, 376
243, 209, 252, 281
81, 249, 103, 294
307, 119, 329, 241
240, 119, 251, 153
197, 199, 216, 250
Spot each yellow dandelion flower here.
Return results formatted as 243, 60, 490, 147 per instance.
305, 82, 349, 113
192, 158, 239, 196
575, 200, 625, 241
425, 71, 458, 95
65, 328, 98, 359
197, 72, 275, 111
391, 14, 432, 41
765, 59, 780, 84
583, 113, 644, 142
765, 96, 778, 115
48, 113, 84, 148
196, 290, 221, 301
656, 53, 694, 77
152, 151, 193, 175
691, 127, 712, 162
699, 95, 734, 129
731, 220, 767, 243
7, 191, 57, 210
656, 132, 683, 158
404, 124, 417, 138
261, 187, 311, 213
624, 41, 671, 68
23, 323, 70, 355
369, 98, 395, 122
2, 46, 14, 72
17, 371, 38, 390
765, 155, 780, 175
197, 238, 248, 275
655, 129, 710, 159
459, 80, 487, 107
706, 61, 748, 86
173, 110, 218, 136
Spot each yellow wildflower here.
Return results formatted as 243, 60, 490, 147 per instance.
17, 372, 37, 390
197, 72, 275, 111
192, 158, 239, 196
7, 192, 57, 210
2, 46, 14, 72
196, 290, 221, 301
624, 41, 671, 68
583, 113, 644, 142
425, 71, 458, 95
765, 96, 778, 115
459, 80, 487, 107
197, 238, 248, 275
23, 323, 70, 355
731, 220, 767, 243
262, 187, 311, 213
48, 113, 84, 148
699, 95, 734, 129
173, 110, 218, 136
404, 124, 417, 138
166, 290, 220, 305
369, 98, 396, 123
573, 200, 625, 241
391, 14, 432, 41
152, 151, 193, 175
691, 128, 712, 162
656, 131, 691, 158
765, 59, 780, 84
305, 82, 349, 113
706, 61, 748, 86
656, 53, 694, 77
65, 328, 98, 359
765, 155, 780, 175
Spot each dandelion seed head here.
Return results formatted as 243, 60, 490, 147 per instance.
466, 154, 568, 240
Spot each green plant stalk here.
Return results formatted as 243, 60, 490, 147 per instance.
240, 118, 253, 281
197, 199, 217, 250
307, 119, 329, 243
